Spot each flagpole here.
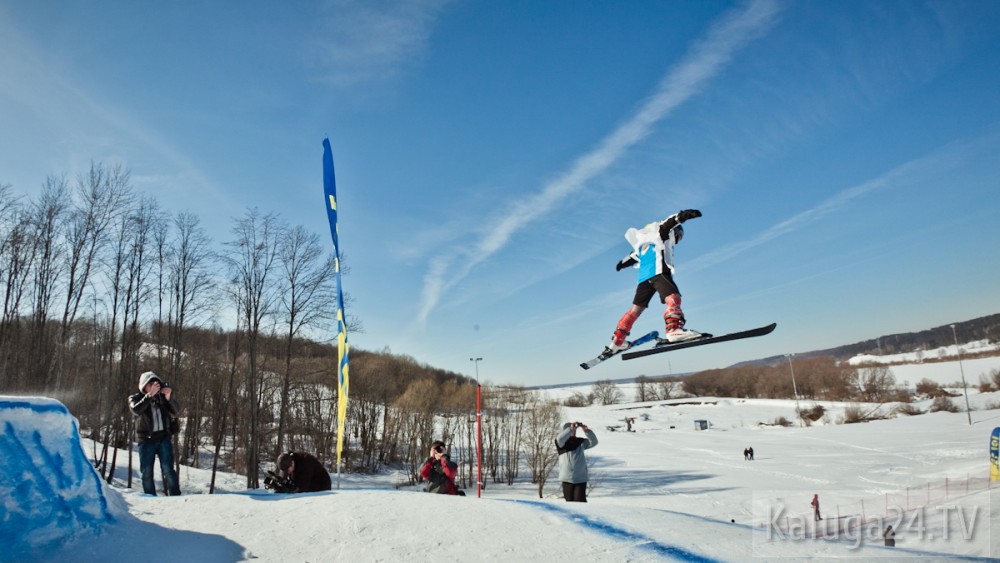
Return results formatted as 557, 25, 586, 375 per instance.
470, 357, 483, 498
323, 138, 350, 490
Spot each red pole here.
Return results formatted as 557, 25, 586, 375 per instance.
476, 384, 483, 498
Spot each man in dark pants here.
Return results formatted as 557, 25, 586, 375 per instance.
128, 371, 181, 496
556, 422, 598, 502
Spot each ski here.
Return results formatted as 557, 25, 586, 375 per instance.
621, 323, 777, 361
580, 331, 659, 370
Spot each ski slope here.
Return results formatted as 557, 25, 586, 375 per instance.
3, 363, 1000, 562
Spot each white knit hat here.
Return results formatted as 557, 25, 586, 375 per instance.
138, 371, 161, 392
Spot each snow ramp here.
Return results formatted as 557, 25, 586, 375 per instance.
0, 396, 120, 559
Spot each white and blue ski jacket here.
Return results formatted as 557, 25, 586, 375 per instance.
618, 214, 683, 283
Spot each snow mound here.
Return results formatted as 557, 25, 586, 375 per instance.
0, 396, 124, 559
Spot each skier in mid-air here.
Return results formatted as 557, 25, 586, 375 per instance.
604, 209, 704, 356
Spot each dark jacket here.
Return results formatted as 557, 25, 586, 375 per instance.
128, 392, 180, 442
283, 452, 332, 493
420, 455, 459, 495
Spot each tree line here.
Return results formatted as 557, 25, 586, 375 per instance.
565, 358, 903, 408
680, 357, 906, 403
1, 165, 569, 495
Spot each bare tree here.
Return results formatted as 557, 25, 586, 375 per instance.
166, 211, 216, 468
274, 225, 336, 456
591, 379, 624, 405
855, 366, 896, 403
498, 387, 528, 485
481, 385, 507, 484
0, 188, 35, 387
27, 177, 70, 390
102, 197, 160, 483
349, 352, 398, 472
208, 326, 242, 493
522, 396, 562, 498
167, 211, 215, 369
653, 378, 680, 400
56, 163, 130, 389
225, 208, 282, 488
635, 375, 652, 402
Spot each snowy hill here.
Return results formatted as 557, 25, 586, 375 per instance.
3, 385, 999, 562
757, 313, 1000, 365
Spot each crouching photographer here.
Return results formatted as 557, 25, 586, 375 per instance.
270, 451, 332, 493
419, 440, 462, 495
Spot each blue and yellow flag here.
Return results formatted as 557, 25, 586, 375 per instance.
990, 427, 1000, 482
322, 138, 350, 474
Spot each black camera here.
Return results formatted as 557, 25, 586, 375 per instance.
263, 470, 294, 493
434, 445, 445, 454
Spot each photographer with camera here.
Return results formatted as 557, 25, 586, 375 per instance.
556, 422, 598, 502
273, 451, 332, 493
419, 440, 461, 495
128, 371, 181, 496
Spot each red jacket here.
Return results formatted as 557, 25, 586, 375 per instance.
420, 456, 459, 495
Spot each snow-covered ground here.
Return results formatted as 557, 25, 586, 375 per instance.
4, 357, 1000, 562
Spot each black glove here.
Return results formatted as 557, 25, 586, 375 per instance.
616, 260, 628, 271
676, 209, 702, 223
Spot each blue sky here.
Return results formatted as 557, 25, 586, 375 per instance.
2, 1, 999, 386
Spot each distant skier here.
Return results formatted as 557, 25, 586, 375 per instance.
811, 494, 822, 521
883, 525, 895, 547
605, 209, 704, 355
748, 446, 754, 461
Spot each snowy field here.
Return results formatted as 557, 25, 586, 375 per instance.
3, 356, 1000, 562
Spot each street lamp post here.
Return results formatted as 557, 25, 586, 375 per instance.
470, 357, 483, 497
950, 325, 973, 426
786, 354, 802, 426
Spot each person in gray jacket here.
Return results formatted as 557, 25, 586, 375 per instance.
556, 422, 598, 502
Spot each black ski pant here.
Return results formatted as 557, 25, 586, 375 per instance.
562, 482, 587, 502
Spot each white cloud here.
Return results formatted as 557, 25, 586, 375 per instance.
311, 0, 452, 87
